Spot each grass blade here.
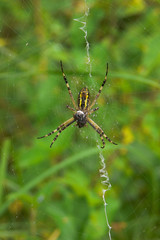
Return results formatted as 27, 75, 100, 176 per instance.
0, 139, 10, 206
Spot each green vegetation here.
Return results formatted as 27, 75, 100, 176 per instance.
0, 1, 160, 239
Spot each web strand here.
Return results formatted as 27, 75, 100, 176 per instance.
74, 1, 92, 77
98, 147, 112, 240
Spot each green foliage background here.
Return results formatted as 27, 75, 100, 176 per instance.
0, 0, 160, 239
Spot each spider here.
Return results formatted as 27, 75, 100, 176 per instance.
37, 61, 117, 149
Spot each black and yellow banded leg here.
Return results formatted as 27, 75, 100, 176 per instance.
37, 128, 60, 139
87, 117, 117, 148
60, 61, 77, 110
66, 105, 76, 112
100, 134, 105, 149
103, 133, 117, 145
89, 63, 108, 110
89, 107, 99, 115
87, 117, 105, 148
50, 117, 75, 148
37, 117, 75, 139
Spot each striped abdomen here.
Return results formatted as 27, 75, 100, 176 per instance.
78, 87, 90, 111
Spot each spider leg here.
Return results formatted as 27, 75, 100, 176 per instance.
60, 61, 77, 110
89, 63, 108, 110
37, 128, 60, 139
66, 105, 76, 112
37, 117, 75, 139
100, 134, 105, 149
50, 117, 75, 148
87, 117, 117, 148
89, 107, 99, 115
103, 133, 117, 145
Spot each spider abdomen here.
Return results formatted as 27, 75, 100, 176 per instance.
78, 87, 90, 111
74, 110, 87, 128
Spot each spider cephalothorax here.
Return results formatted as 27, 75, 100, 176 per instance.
37, 61, 117, 148
74, 110, 87, 128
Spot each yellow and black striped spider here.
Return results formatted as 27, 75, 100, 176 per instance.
37, 61, 117, 149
